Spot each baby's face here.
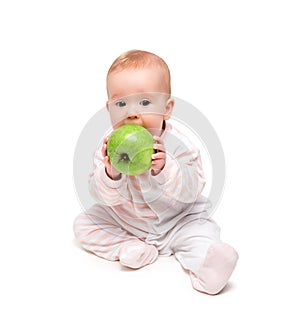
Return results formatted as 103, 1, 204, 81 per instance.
106, 67, 173, 135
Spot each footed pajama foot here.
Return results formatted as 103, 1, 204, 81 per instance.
190, 243, 239, 295
119, 241, 158, 269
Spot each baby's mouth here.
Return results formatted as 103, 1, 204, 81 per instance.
124, 120, 143, 126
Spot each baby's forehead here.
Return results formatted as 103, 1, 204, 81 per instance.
106, 67, 171, 99
109, 92, 169, 102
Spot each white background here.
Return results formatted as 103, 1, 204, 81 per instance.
1, 0, 299, 329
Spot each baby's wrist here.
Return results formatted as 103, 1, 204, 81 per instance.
151, 166, 164, 176
151, 169, 159, 176
105, 167, 122, 181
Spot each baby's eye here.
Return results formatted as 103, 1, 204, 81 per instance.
115, 100, 126, 107
139, 99, 151, 106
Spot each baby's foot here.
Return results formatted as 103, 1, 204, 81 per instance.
119, 240, 158, 269
190, 243, 239, 295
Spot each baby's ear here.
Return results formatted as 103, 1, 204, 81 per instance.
164, 98, 174, 120
106, 101, 109, 111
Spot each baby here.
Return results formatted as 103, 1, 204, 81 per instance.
74, 50, 238, 294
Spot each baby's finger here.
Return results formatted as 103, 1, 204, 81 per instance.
103, 155, 111, 167
102, 135, 111, 153
101, 142, 107, 157
103, 135, 110, 145
152, 152, 166, 160
154, 143, 165, 153
153, 136, 165, 152
153, 135, 164, 144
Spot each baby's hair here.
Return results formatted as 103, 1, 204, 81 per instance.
107, 49, 171, 94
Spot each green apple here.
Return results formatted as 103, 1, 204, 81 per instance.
107, 124, 155, 175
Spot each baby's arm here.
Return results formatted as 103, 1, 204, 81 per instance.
149, 140, 205, 204
101, 136, 121, 180
88, 138, 129, 206
151, 136, 166, 176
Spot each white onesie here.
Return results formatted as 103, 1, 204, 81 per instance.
74, 121, 238, 294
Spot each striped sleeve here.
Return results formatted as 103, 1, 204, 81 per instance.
88, 148, 129, 206
150, 146, 205, 204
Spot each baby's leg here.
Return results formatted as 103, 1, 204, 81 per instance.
74, 204, 158, 268
171, 218, 238, 295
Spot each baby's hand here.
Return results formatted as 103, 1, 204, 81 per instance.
102, 136, 121, 180
151, 136, 166, 176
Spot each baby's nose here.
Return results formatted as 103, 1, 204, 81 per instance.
127, 114, 140, 119
127, 106, 140, 119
